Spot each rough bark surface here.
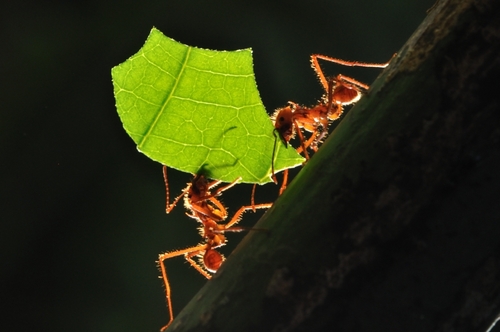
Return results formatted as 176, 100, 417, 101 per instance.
166, 0, 500, 331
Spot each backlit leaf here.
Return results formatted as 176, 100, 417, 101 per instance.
112, 28, 303, 183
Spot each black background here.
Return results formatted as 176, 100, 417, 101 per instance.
1, 1, 434, 331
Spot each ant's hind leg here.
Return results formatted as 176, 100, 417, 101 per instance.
157, 244, 209, 331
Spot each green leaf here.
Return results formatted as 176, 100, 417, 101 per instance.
112, 27, 303, 183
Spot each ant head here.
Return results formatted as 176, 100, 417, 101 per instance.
190, 164, 213, 197
272, 106, 294, 143
271, 103, 298, 184
190, 173, 209, 198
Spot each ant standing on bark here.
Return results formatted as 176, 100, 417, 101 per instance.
158, 166, 272, 331
271, 54, 393, 193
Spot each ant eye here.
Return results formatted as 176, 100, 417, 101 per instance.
279, 116, 285, 122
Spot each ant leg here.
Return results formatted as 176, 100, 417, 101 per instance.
206, 179, 222, 190
184, 249, 213, 279
194, 177, 243, 220
336, 74, 370, 91
163, 166, 170, 210
158, 244, 208, 331
279, 169, 288, 195
207, 197, 228, 219
311, 55, 330, 91
311, 54, 392, 92
164, 166, 189, 214
208, 176, 242, 197
313, 54, 391, 68
251, 184, 257, 212
293, 119, 310, 160
304, 130, 320, 152
190, 200, 227, 222
271, 130, 279, 184
295, 123, 320, 154
224, 203, 273, 229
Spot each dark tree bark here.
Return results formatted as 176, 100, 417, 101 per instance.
166, 0, 500, 331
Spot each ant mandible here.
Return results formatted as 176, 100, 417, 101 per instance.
271, 54, 393, 192
159, 167, 272, 331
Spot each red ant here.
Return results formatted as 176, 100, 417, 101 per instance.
159, 166, 272, 331
271, 54, 393, 192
